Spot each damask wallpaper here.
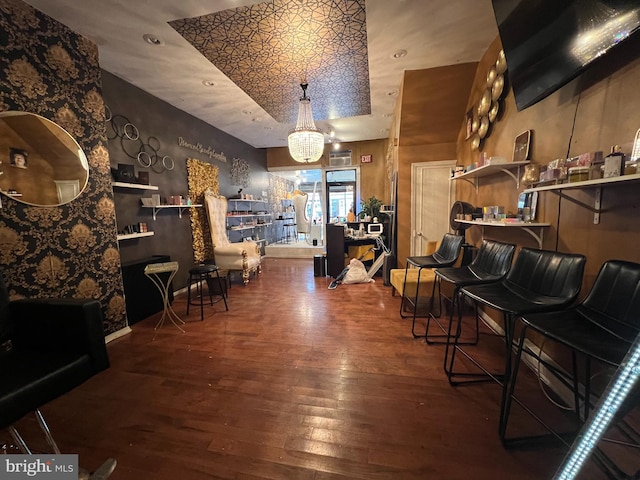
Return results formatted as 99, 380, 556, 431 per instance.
0, 0, 127, 335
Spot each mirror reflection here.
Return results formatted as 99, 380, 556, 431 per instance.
0, 111, 89, 206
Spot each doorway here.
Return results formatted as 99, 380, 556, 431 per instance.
325, 168, 358, 223
411, 161, 455, 256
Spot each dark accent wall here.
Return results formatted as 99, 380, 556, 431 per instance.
102, 71, 268, 289
0, 0, 126, 335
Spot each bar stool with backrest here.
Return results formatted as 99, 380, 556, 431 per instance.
428, 240, 517, 379
452, 247, 586, 443
502, 260, 640, 460
400, 233, 464, 338
186, 263, 229, 322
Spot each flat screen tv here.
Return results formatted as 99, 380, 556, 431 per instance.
491, 0, 640, 111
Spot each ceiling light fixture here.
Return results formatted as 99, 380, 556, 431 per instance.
142, 34, 164, 46
287, 79, 324, 163
392, 49, 408, 59
202, 80, 216, 87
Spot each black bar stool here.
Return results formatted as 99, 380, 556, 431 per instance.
186, 264, 229, 321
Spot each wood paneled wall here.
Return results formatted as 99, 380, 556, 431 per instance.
456, 35, 640, 291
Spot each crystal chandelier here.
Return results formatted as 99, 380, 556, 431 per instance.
287, 80, 324, 163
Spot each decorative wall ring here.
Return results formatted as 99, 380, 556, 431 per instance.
478, 89, 491, 116
120, 135, 143, 160
137, 151, 152, 168
471, 133, 481, 151
123, 123, 139, 140
471, 110, 480, 133
488, 101, 500, 122
104, 104, 112, 122
486, 67, 497, 88
162, 155, 175, 171
492, 74, 505, 101
496, 49, 507, 74
478, 116, 490, 139
147, 136, 161, 151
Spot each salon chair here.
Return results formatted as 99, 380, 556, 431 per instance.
454, 247, 586, 444
429, 240, 516, 380
0, 272, 115, 478
503, 260, 640, 472
400, 233, 464, 338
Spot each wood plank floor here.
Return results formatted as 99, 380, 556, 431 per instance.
3, 258, 633, 479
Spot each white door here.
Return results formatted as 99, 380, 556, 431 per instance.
411, 161, 456, 256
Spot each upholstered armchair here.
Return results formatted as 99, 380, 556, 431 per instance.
292, 192, 310, 242
204, 190, 261, 285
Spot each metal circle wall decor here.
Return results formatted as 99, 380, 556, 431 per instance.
486, 67, 497, 88
471, 109, 480, 134
466, 49, 508, 150
478, 116, 490, 139
478, 89, 492, 116
496, 49, 507, 74
105, 109, 174, 174
470, 133, 481, 151
491, 74, 505, 101
488, 101, 500, 122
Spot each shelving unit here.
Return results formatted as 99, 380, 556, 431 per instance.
450, 161, 530, 192
524, 173, 640, 224
457, 219, 550, 249
226, 198, 272, 248
117, 232, 155, 241
142, 204, 202, 220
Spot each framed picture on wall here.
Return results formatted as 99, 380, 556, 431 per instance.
9, 148, 28, 169
465, 109, 474, 140
513, 130, 532, 163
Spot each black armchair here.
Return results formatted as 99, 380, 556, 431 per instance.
0, 273, 115, 477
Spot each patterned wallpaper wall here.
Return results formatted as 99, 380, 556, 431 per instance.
169, 0, 370, 123
0, 0, 127, 335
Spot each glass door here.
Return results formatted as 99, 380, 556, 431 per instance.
325, 168, 357, 223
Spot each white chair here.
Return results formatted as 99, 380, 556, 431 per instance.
292, 192, 311, 243
204, 190, 261, 285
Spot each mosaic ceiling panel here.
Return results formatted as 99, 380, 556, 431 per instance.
169, 0, 370, 124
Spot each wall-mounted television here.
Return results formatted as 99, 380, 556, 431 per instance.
491, 0, 640, 111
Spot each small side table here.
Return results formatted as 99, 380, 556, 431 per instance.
144, 261, 185, 332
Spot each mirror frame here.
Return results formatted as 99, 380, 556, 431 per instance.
0, 111, 89, 206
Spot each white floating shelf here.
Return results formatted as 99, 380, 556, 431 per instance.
112, 181, 159, 190
117, 231, 155, 241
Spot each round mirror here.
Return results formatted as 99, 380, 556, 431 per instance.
0, 111, 89, 206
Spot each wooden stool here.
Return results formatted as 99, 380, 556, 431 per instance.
186, 264, 228, 321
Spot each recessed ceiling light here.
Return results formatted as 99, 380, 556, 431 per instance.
143, 34, 164, 46
202, 80, 216, 87
252, 117, 263, 123
387, 90, 398, 97
242, 109, 252, 115
392, 49, 407, 59
383, 113, 393, 118
263, 126, 273, 130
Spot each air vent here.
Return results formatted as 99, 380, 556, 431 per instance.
329, 150, 352, 167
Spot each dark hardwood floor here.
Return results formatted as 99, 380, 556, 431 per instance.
3, 258, 635, 479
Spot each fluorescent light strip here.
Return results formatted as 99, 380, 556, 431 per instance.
554, 336, 640, 479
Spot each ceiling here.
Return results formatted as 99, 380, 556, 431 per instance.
23, 0, 499, 149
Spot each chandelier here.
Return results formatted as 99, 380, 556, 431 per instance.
287, 80, 324, 163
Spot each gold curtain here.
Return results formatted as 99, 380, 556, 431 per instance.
187, 158, 219, 263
